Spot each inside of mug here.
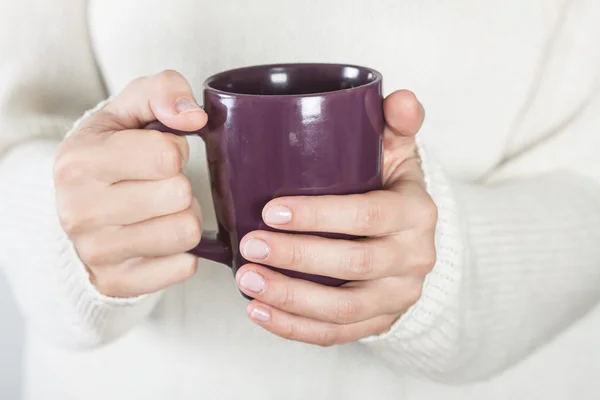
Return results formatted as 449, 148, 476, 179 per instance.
206, 64, 379, 96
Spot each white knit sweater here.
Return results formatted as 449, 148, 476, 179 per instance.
1, 1, 600, 399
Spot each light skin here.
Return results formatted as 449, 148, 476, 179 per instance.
55, 70, 437, 346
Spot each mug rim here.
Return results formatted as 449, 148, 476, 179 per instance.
203, 63, 383, 98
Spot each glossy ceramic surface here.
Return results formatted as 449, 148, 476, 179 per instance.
147, 63, 384, 286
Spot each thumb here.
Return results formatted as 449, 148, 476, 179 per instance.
103, 70, 208, 132
384, 90, 425, 137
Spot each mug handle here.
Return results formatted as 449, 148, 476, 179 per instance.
144, 120, 233, 267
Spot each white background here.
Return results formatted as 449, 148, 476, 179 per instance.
0, 272, 23, 400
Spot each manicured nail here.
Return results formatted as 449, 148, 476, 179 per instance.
242, 238, 270, 260
250, 306, 271, 322
264, 205, 292, 225
175, 97, 201, 114
239, 270, 265, 293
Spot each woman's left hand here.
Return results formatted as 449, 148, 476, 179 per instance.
236, 90, 437, 346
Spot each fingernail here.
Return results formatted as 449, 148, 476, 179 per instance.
175, 97, 201, 114
239, 270, 265, 293
250, 306, 271, 322
264, 205, 292, 225
242, 238, 270, 260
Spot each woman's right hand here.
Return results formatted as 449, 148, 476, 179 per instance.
54, 70, 207, 298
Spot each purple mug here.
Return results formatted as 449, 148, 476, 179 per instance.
147, 63, 384, 287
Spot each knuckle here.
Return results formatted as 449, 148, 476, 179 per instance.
340, 246, 374, 279
53, 150, 87, 185
76, 237, 107, 266
277, 284, 296, 309
354, 200, 383, 234
172, 174, 193, 209
58, 207, 92, 235
156, 69, 184, 84
284, 242, 307, 269
405, 281, 424, 307
57, 210, 77, 234
172, 256, 198, 283
306, 204, 325, 229
156, 136, 183, 176
315, 329, 339, 347
333, 295, 363, 324
417, 250, 437, 276
280, 322, 298, 342
91, 270, 127, 298
413, 248, 436, 276
89, 269, 108, 294
177, 214, 202, 248
416, 195, 438, 229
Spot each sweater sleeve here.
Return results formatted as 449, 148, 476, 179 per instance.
359, 84, 600, 381
0, 0, 162, 349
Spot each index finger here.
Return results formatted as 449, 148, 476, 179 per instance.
98, 128, 190, 183
56, 128, 189, 184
